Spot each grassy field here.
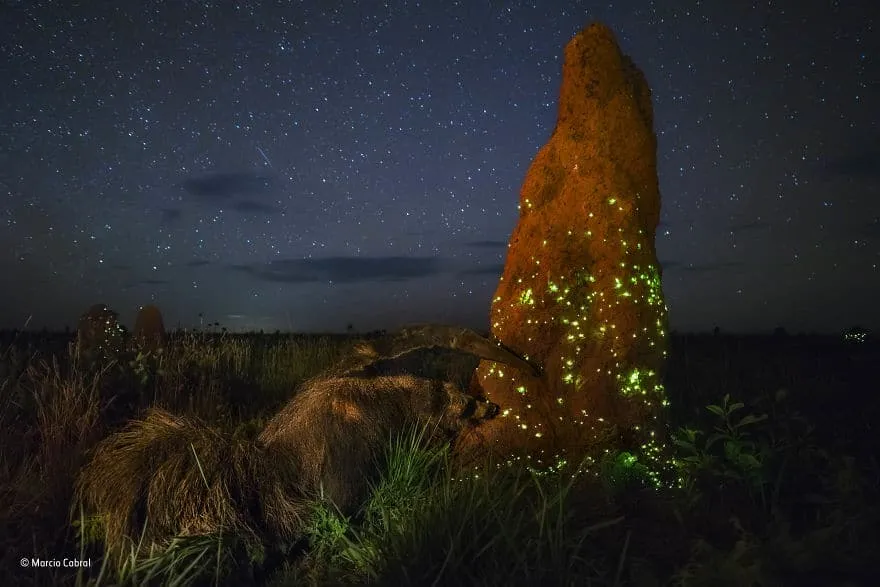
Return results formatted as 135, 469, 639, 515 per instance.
1, 328, 878, 586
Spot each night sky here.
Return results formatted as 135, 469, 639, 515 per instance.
2, 1, 877, 334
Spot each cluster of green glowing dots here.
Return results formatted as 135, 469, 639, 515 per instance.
482, 194, 673, 482
453, 447, 683, 490
843, 329, 868, 343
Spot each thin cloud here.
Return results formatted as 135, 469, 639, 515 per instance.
180, 172, 275, 200
728, 220, 770, 234
160, 208, 182, 224
231, 256, 450, 284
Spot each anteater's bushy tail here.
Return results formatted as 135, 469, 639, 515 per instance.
74, 408, 308, 558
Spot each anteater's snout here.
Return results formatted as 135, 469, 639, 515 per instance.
457, 393, 501, 421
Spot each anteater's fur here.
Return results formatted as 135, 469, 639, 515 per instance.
75, 324, 539, 557
259, 372, 499, 515
76, 408, 307, 559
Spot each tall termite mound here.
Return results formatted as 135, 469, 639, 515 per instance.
461, 23, 671, 478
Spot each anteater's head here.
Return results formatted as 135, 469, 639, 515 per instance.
439, 381, 500, 430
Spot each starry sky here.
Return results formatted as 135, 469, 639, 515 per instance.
2, 1, 878, 334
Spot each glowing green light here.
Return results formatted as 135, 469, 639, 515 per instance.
485, 219, 672, 488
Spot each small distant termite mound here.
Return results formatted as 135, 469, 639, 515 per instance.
133, 304, 166, 351
76, 303, 125, 362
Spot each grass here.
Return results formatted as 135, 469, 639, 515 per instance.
1, 328, 878, 586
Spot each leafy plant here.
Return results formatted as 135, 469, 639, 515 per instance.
673, 394, 769, 496
600, 450, 653, 493
127, 347, 166, 388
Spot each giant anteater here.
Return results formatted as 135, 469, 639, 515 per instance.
75, 324, 541, 556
